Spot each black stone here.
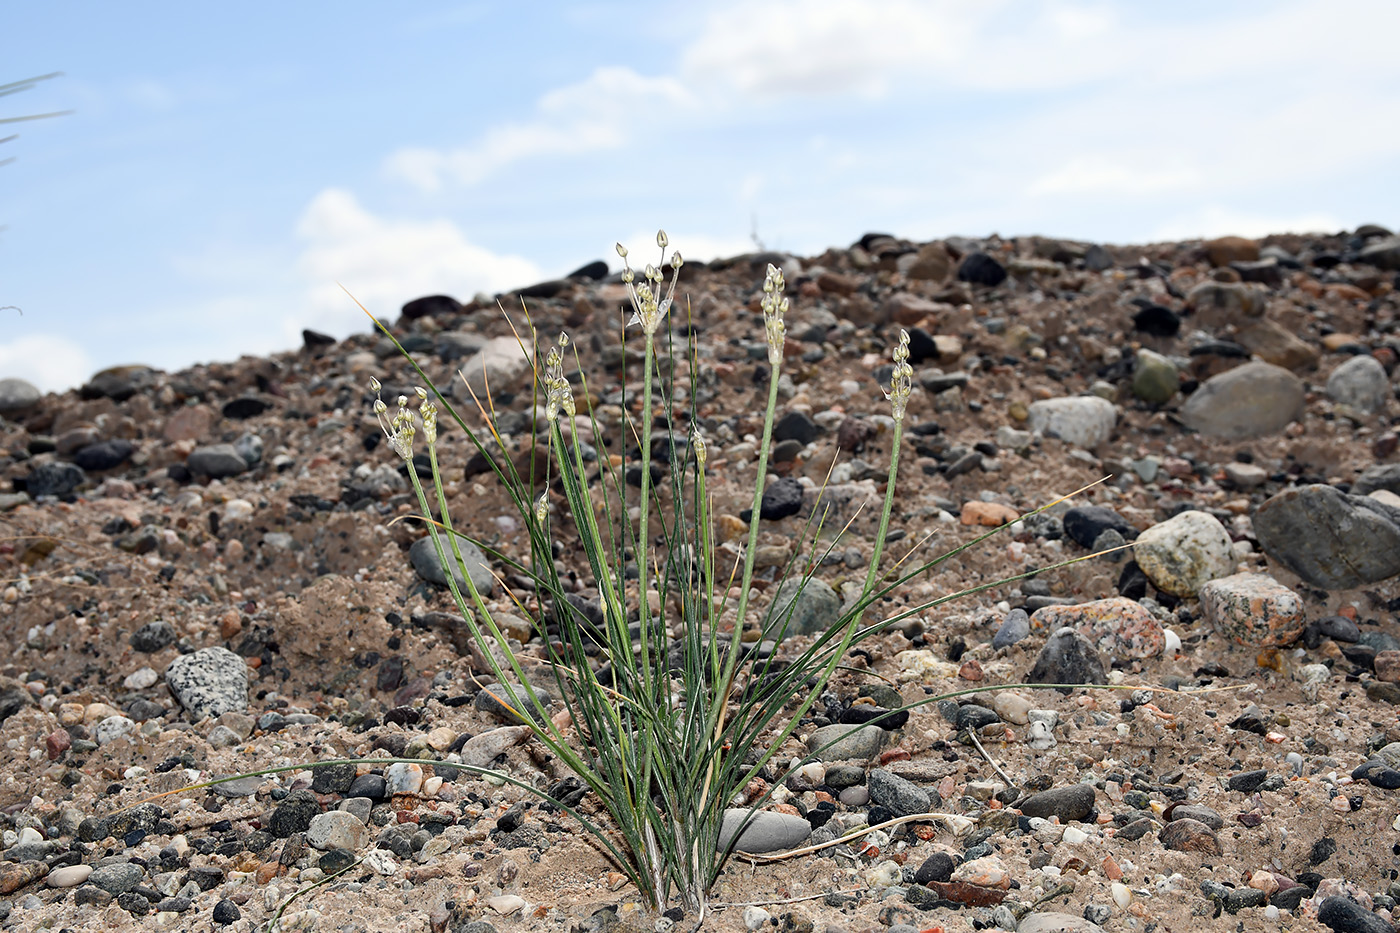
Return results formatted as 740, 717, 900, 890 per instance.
1027, 628, 1107, 691
755, 477, 803, 521
1117, 561, 1149, 600
401, 295, 462, 320
1132, 304, 1181, 338
302, 329, 336, 350
116, 891, 152, 916
567, 260, 609, 281
24, 461, 87, 499
268, 790, 322, 838
957, 252, 1007, 287
212, 898, 242, 924
1270, 885, 1310, 910
1316, 895, 1394, 933
1352, 760, 1400, 789
773, 411, 819, 445
1309, 836, 1337, 866
914, 851, 955, 885
129, 620, 177, 653
906, 327, 938, 364
74, 439, 134, 471
222, 397, 270, 419
955, 705, 1000, 732
319, 848, 357, 874
1062, 506, 1138, 548
311, 762, 357, 794
496, 802, 527, 833
347, 773, 387, 800
1227, 769, 1268, 793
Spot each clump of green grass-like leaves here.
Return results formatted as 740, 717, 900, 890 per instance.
147, 232, 1145, 930
358, 232, 1099, 918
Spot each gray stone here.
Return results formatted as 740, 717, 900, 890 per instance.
474, 682, 555, 726
766, 576, 841, 637
186, 444, 249, 479
807, 723, 886, 761
1353, 463, 1400, 496
717, 808, 811, 854
1132, 510, 1235, 597
867, 769, 931, 818
306, 811, 369, 851
1254, 484, 1400, 588
410, 533, 496, 597
1018, 783, 1096, 822
1180, 361, 1304, 439
993, 608, 1031, 648
1026, 628, 1106, 691
0, 377, 40, 414
130, 621, 176, 653
1027, 396, 1116, 448
1327, 354, 1391, 416
233, 432, 264, 466
456, 336, 532, 400
25, 461, 86, 498
1170, 804, 1223, 830
165, 647, 248, 721
1131, 349, 1179, 404
1358, 235, 1400, 271
88, 862, 145, 895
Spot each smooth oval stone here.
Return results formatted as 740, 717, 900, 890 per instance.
1018, 783, 1096, 822
1180, 361, 1304, 438
806, 723, 886, 761
46, 864, 93, 888
717, 809, 812, 854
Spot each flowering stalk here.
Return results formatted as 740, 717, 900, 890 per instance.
861, 329, 911, 599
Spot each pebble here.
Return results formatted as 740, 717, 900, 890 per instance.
1029, 597, 1164, 659
993, 608, 1031, 648
867, 769, 931, 817
1018, 783, 1095, 822
0, 377, 40, 414
807, 723, 886, 761
1327, 354, 1391, 416
45, 865, 92, 888
88, 862, 145, 895
1179, 361, 1304, 438
409, 533, 497, 597
1131, 348, 1179, 403
718, 809, 812, 854
1017, 912, 1106, 933
1062, 506, 1137, 548
993, 692, 1033, 725
1197, 573, 1307, 648
385, 762, 424, 795
1159, 818, 1222, 854
306, 810, 369, 850
1316, 895, 1395, 933
1254, 485, 1400, 589
1027, 396, 1117, 448
165, 647, 248, 720
130, 620, 176, 653
1026, 627, 1107, 690
766, 576, 842, 638
1132, 510, 1235, 597
186, 443, 250, 478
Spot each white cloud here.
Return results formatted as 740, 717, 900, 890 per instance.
0, 333, 94, 395
383, 66, 693, 191
294, 189, 543, 340
1150, 206, 1344, 242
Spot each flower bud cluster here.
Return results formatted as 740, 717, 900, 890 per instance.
543, 333, 575, 422
885, 329, 914, 422
618, 231, 683, 336
370, 378, 426, 461
761, 263, 788, 366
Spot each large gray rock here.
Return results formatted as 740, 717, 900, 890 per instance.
0, 378, 40, 415
1026, 396, 1116, 448
1358, 234, 1400, 270
410, 532, 496, 597
765, 576, 841, 637
1327, 354, 1391, 416
24, 461, 86, 498
717, 809, 811, 854
1254, 484, 1400, 589
1179, 361, 1304, 438
166, 647, 248, 721
456, 336, 532, 400
806, 723, 886, 761
1353, 463, 1400, 496
867, 769, 932, 817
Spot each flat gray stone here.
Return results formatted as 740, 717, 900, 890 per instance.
717, 808, 811, 854
867, 769, 931, 817
1254, 484, 1400, 589
1179, 361, 1304, 439
186, 444, 249, 478
165, 647, 248, 721
410, 533, 496, 597
306, 810, 369, 851
1018, 913, 1105, 933
806, 723, 885, 761
89, 862, 145, 895
474, 682, 554, 726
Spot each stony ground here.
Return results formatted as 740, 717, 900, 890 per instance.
2, 226, 1400, 933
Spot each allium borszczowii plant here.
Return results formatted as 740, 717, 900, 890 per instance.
147, 233, 1154, 928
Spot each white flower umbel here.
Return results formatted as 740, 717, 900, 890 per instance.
370, 382, 417, 461
619, 231, 683, 335
543, 334, 575, 422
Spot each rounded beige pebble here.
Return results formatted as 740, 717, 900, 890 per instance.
47, 864, 93, 888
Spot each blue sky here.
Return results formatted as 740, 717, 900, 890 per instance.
3, 1, 1398, 393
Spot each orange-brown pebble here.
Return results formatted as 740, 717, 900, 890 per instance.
958, 659, 984, 681
960, 501, 1019, 527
